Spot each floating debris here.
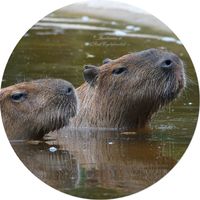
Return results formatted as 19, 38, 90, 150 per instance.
49, 146, 57, 152
188, 102, 193, 105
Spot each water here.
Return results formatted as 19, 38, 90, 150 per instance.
1, 8, 199, 199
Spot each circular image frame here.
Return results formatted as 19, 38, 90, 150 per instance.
0, 1, 199, 199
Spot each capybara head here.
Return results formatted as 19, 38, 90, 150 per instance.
78, 48, 185, 130
0, 79, 78, 140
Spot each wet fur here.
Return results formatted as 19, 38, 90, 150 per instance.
70, 48, 185, 130
0, 79, 77, 140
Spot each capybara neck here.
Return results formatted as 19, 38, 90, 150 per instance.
71, 48, 186, 131
0, 79, 77, 140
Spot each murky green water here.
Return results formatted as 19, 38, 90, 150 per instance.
1, 8, 199, 199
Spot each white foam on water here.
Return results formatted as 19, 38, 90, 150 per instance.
125, 25, 141, 31
105, 32, 182, 44
35, 22, 114, 31
81, 16, 90, 22
114, 30, 127, 36
42, 17, 103, 24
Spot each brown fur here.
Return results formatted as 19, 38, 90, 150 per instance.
0, 79, 77, 140
71, 48, 185, 130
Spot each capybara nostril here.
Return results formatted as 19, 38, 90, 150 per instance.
65, 86, 73, 96
58, 83, 74, 96
160, 59, 173, 69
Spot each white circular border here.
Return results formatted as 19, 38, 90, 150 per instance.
0, 0, 199, 200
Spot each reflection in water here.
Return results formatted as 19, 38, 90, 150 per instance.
2, 3, 199, 199
13, 128, 176, 198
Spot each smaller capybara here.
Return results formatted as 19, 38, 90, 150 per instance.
70, 48, 186, 130
0, 79, 78, 140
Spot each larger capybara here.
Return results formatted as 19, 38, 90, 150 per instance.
70, 48, 186, 130
0, 79, 78, 140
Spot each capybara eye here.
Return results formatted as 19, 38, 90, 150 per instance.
10, 92, 28, 102
112, 67, 128, 75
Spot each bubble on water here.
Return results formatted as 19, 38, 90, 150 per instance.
114, 30, 127, 36
82, 16, 90, 22
108, 141, 114, 145
84, 42, 90, 46
49, 146, 57, 152
188, 102, 193, 105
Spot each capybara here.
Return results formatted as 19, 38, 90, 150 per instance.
0, 79, 78, 140
70, 48, 185, 131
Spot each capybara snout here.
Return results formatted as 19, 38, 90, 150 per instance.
139, 48, 183, 71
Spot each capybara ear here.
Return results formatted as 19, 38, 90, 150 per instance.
83, 65, 99, 86
103, 58, 112, 64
